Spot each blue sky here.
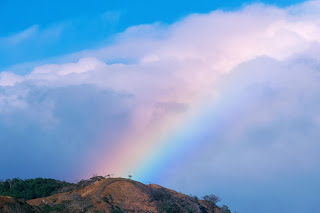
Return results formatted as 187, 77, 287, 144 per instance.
2, 1, 320, 213
0, 0, 306, 70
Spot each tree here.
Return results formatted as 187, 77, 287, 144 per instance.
90, 175, 104, 182
7, 179, 13, 189
221, 205, 231, 213
0, 178, 72, 200
203, 194, 221, 205
128, 175, 132, 179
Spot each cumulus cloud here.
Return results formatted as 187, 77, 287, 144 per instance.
1, 1, 320, 211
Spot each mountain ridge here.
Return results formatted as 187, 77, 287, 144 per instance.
0, 177, 228, 213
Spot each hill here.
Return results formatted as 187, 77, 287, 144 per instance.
0, 196, 40, 212
0, 178, 229, 212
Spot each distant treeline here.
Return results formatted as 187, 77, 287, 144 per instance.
0, 178, 73, 200
0, 175, 107, 200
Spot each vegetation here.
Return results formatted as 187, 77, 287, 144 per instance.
42, 203, 66, 213
203, 194, 221, 205
150, 188, 181, 212
203, 194, 225, 213
0, 175, 107, 201
150, 188, 173, 202
0, 176, 233, 213
0, 178, 72, 200
221, 205, 231, 213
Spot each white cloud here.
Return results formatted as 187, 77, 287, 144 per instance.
0, 72, 23, 86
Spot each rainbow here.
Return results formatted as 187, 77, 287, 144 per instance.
96, 81, 253, 184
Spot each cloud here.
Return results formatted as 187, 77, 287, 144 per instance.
0, 24, 64, 47
0, 72, 23, 86
0, 83, 132, 180
1, 25, 39, 45
1, 1, 320, 211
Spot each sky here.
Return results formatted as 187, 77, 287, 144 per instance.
1, 0, 320, 212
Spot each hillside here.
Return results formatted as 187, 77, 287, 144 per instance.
0, 178, 226, 213
0, 196, 40, 212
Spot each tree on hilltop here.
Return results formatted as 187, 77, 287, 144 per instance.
203, 194, 221, 205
